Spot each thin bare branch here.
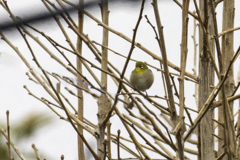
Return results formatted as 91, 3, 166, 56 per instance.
62, 0, 198, 81
217, 26, 240, 38
151, 0, 178, 128
32, 144, 41, 160
6, 110, 13, 160
184, 45, 240, 141
173, 0, 198, 20
0, 126, 26, 160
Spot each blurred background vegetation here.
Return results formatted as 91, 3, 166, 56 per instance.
0, 113, 53, 159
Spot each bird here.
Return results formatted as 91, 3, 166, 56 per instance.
130, 61, 154, 95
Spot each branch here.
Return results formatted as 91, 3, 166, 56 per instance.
117, 130, 121, 160
173, 0, 199, 20
176, 1, 190, 159
6, 110, 13, 160
101, 0, 146, 126
151, 0, 178, 127
212, 94, 240, 107
184, 45, 240, 141
32, 144, 41, 160
62, 0, 198, 81
193, 0, 220, 79
218, 26, 240, 38
0, 126, 26, 160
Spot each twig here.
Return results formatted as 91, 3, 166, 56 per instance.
65, 87, 82, 99
123, 114, 163, 143
193, 0, 220, 79
62, 0, 198, 81
55, 0, 78, 28
212, 119, 224, 127
131, 125, 173, 160
6, 110, 12, 160
213, 94, 240, 107
107, 123, 112, 160
25, 84, 98, 136
22, 24, 99, 159
111, 138, 140, 158
217, 26, 240, 38
173, 0, 198, 20
144, 15, 170, 110
184, 45, 240, 141
60, 91, 78, 114
0, 31, 59, 103
215, 151, 226, 160
150, 1, 178, 127
0, 126, 26, 160
133, 99, 177, 151
212, 133, 223, 140
231, 81, 240, 96
117, 130, 121, 160
236, 100, 240, 158
25, 84, 99, 136
124, 113, 176, 157
40, 0, 103, 88
26, 72, 39, 84
32, 144, 41, 160
209, 0, 223, 71
169, 74, 179, 98
111, 1, 153, 159
92, 40, 187, 80
184, 107, 194, 126
136, 97, 174, 144
191, 10, 198, 106
101, 0, 147, 126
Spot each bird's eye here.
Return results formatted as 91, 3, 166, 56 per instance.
140, 65, 143, 68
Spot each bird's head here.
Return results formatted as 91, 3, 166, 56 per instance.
134, 61, 148, 73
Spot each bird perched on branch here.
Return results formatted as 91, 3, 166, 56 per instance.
130, 61, 154, 95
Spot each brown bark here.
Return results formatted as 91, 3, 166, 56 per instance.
152, 0, 178, 126
218, 0, 235, 159
198, 0, 215, 159
77, 0, 85, 159
97, 0, 111, 159
237, 100, 240, 158
177, 0, 190, 159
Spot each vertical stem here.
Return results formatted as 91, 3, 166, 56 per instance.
177, 1, 190, 159
6, 110, 12, 160
76, 0, 85, 160
117, 130, 121, 160
152, 0, 178, 126
107, 123, 112, 160
198, 0, 215, 159
192, 11, 198, 106
98, 0, 111, 159
237, 100, 240, 157
218, 0, 235, 159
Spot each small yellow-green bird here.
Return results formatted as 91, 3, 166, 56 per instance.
130, 61, 154, 93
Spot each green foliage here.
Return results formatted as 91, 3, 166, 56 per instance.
0, 112, 53, 159
12, 113, 53, 141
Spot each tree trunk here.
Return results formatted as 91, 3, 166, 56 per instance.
198, 0, 215, 159
218, 0, 235, 159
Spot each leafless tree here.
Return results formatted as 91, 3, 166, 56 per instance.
1, 0, 240, 159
